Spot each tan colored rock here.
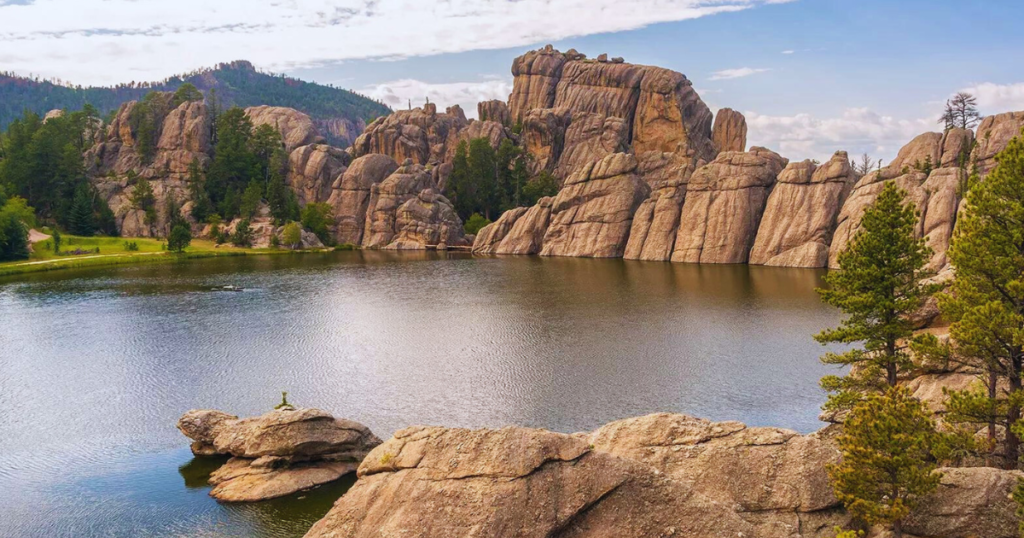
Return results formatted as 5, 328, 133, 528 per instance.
671, 148, 787, 264
712, 108, 747, 153
304, 422, 759, 538
472, 207, 528, 254
623, 177, 687, 261
553, 112, 629, 178
509, 45, 570, 123
210, 458, 358, 503
632, 66, 715, 163
87, 97, 211, 237
939, 128, 974, 168
287, 144, 349, 205
541, 153, 650, 258
327, 154, 399, 245
521, 107, 570, 175
385, 189, 467, 250
972, 111, 1024, 175
886, 132, 943, 176
903, 467, 1023, 538
477, 100, 510, 125
362, 161, 436, 248
904, 373, 980, 413
750, 151, 855, 268
245, 105, 324, 152
177, 407, 381, 502
446, 119, 510, 162
494, 197, 554, 255
313, 117, 367, 148
352, 106, 467, 165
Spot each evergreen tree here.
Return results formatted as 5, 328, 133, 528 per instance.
281, 221, 302, 249
938, 129, 1024, 467
0, 195, 32, 261
829, 387, 942, 538
522, 171, 560, 206
206, 107, 257, 217
239, 181, 264, 219
68, 184, 95, 235
300, 202, 333, 245
467, 138, 498, 219
187, 158, 212, 223
816, 182, 934, 411
167, 223, 192, 253
171, 83, 203, 107
129, 176, 157, 225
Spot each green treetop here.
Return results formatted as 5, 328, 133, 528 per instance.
816, 182, 934, 411
829, 387, 942, 538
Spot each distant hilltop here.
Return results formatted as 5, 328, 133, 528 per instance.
0, 60, 392, 147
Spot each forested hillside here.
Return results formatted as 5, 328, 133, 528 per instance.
0, 61, 391, 146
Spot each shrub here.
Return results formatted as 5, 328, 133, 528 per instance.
231, 219, 253, 247
167, 224, 192, 253
463, 213, 491, 235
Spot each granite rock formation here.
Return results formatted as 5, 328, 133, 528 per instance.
671, 147, 787, 264
177, 407, 381, 502
362, 159, 467, 249
540, 153, 649, 258
712, 108, 748, 153
303, 413, 1019, 538
287, 143, 350, 206
327, 154, 400, 245
245, 106, 325, 152
750, 151, 856, 267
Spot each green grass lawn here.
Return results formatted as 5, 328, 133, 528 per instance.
0, 234, 323, 278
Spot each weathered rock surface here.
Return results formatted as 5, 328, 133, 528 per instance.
541, 153, 649, 258
177, 407, 381, 502
623, 176, 687, 261
362, 160, 467, 249
351, 104, 467, 165
245, 106, 325, 152
671, 147, 787, 264
472, 207, 529, 254
287, 143, 350, 205
552, 112, 630, 179
521, 107, 571, 175
494, 197, 555, 255
750, 151, 855, 267
972, 111, 1024, 175
314, 116, 367, 148
903, 466, 1023, 538
87, 97, 211, 237
508, 45, 574, 123
712, 108, 747, 153
327, 154, 400, 245
303, 413, 1020, 538
477, 100, 510, 126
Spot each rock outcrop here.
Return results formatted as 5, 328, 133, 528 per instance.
351, 104, 468, 165
552, 112, 630, 179
327, 154, 400, 245
362, 159, 467, 249
521, 107, 571, 175
177, 407, 381, 502
972, 111, 1024, 175
712, 108, 747, 154
540, 153, 649, 258
477, 100, 510, 126
87, 96, 212, 237
493, 197, 555, 255
303, 412, 1021, 538
623, 176, 688, 261
472, 207, 529, 254
750, 151, 856, 267
287, 143, 350, 205
245, 106, 324, 152
671, 148, 787, 264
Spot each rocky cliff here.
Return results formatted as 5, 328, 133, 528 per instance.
303, 413, 1019, 538
469, 46, 1024, 268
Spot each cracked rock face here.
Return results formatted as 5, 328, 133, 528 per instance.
177, 408, 381, 502
303, 413, 1021, 538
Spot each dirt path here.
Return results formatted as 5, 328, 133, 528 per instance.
7, 251, 164, 267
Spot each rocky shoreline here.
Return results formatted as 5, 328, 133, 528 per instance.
179, 409, 1019, 538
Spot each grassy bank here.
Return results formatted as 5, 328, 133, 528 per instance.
0, 235, 322, 278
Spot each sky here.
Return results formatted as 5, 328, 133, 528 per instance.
2, 0, 1023, 162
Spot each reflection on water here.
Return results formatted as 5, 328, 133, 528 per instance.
0, 252, 841, 537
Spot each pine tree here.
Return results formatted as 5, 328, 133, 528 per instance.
939, 129, 1024, 467
167, 224, 191, 253
829, 387, 942, 538
67, 184, 95, 236
816, 182, 934, 411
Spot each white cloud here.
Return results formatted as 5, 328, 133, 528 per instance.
0, 0, 787, 85
361, 78, 513, 119
780, 50, 794, 54
960, 82, 1024, 114
709, 67, 771, 81
746, 108, 932, 163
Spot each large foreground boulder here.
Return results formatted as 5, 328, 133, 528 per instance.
177, 407, 381, 502
303, 413, 1021, 538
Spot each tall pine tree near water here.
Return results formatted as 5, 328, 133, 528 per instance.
816, 182, 934, 411
939, 129, 1024, 468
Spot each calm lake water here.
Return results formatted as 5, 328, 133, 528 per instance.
0, 252, 842, 537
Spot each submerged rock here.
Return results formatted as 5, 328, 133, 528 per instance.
177, 407, 381, 502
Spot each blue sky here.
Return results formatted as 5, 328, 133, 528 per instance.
2, 0, 1023, 161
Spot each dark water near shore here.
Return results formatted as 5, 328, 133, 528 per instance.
0, 252, 842, 537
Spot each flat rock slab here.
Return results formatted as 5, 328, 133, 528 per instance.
210, 458, 359, 502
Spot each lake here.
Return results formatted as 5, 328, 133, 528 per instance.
0, 252, 842, 537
